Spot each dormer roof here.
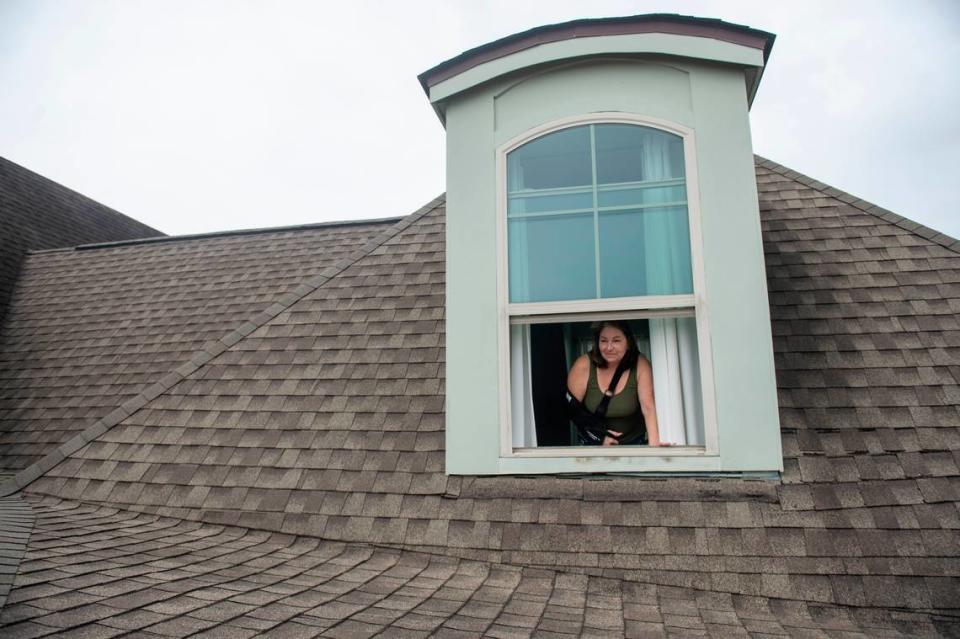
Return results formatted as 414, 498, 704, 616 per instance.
419, 14, 776, 121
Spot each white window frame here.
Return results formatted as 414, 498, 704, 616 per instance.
495, 112, 719, 459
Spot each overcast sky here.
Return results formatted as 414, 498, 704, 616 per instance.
1, 0, 958, 239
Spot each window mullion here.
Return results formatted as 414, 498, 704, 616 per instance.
590, 124, 601, 298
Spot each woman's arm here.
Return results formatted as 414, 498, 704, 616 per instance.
636, 357, 662, 446
566, 354, 590, 401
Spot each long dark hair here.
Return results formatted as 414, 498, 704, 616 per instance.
588, 320, 640, 369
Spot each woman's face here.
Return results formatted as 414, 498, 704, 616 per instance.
598, 325, 628, 365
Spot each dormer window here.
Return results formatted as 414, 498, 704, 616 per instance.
421, 15, 783, 475
500, 115, 710, 454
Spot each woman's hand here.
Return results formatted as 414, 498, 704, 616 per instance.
602, 430, 623, 446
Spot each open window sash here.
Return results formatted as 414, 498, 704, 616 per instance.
509, 315, 704, 449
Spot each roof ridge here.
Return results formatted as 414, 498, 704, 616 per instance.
0, 194, 446, 498
23, 216, 405, 256
755, 154, 960, 255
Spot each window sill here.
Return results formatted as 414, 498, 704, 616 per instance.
485, 446, 737, 475
509, 445, 709, 458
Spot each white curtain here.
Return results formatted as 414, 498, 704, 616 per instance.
648, 317, 704, 445
510, 325, 538, 447
640, 131, 689, 296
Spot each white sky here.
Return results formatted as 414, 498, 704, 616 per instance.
1, 0, 958, 239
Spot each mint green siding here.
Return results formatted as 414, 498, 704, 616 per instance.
444, 95, 500, 473
441, 46, 781, 474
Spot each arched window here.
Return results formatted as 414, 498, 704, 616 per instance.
499, 118, 712, 453
507, 123, 693, 302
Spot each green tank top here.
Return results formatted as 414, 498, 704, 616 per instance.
584, 361, 646, 443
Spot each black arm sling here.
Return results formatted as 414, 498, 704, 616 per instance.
566, 355, 635, 445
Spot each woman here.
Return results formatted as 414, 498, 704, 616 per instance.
567, 321, 662, 446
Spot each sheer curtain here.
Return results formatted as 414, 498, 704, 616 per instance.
639, 130, 691, 296
510, 325, 538, 447
648, 318, 704, 445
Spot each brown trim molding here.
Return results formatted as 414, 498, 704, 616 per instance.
419, 14, 775, 93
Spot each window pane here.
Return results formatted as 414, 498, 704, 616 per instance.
598, 207, 693, 297
595, 124, 685, 184
509, 213, 596, 302
506, 123, 693, 302
597, 209, 645, 297
508, 126, 591, 192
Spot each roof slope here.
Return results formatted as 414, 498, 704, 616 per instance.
1, 162, 958, 629
0, 494, 952, 638
0, 157, 162, 322
0, 218, 396, 472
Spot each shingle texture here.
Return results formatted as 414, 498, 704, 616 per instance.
0, 494, 34, 610
0, 157, 162, 323
0, 160, 958, 635
1, 495, 954, 638
0, 216, 396, 472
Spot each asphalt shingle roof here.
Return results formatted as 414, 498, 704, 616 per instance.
0, 157, 162, 324
0, 217, 399, 473
1, 494, 954, 638
0, 160, 957, 636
